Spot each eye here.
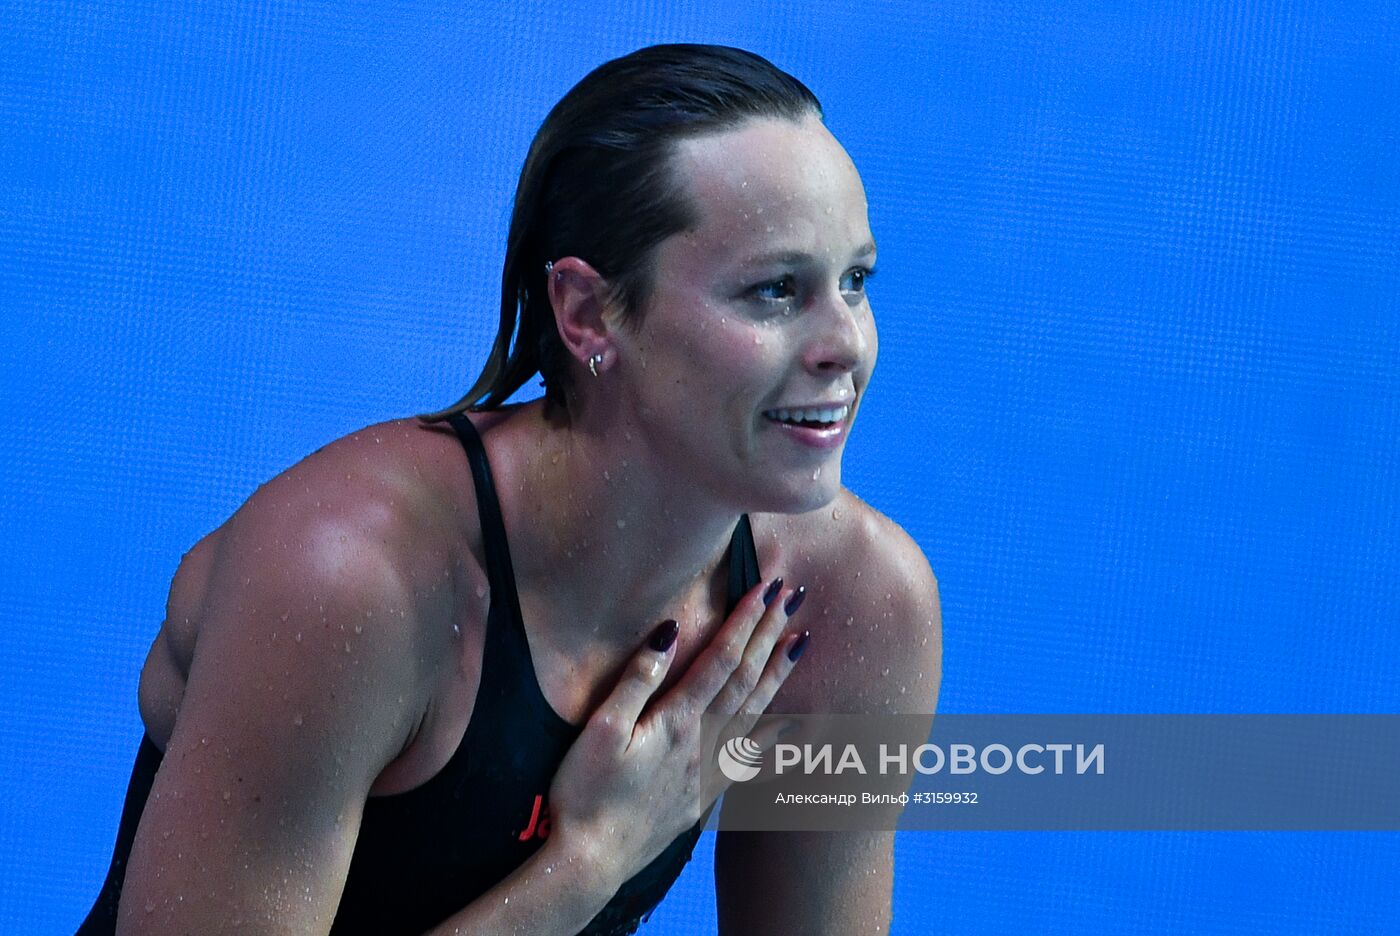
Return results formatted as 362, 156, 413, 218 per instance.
841, 265, 876, 296
750, 275, 797, 303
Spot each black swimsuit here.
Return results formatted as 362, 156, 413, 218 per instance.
77, 412, 762, 936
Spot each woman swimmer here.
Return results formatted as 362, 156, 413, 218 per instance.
79, 44, 941, 935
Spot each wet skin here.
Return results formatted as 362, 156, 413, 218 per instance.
128, 115, 941, 935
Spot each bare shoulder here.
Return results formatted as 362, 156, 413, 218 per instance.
120, 417, 493, 932
751, 489, 942, 715
139, 417, 483, 748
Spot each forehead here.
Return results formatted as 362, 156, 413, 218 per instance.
666, 116, 872, 269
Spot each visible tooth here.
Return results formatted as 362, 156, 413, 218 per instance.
767, 405, 849, 424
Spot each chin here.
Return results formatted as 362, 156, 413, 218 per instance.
751, 469, 842, 516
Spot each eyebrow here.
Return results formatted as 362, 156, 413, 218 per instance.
744, 240, 878, 268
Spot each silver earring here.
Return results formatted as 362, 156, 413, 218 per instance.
544, 260, 554, 276
588, 353, 603, 378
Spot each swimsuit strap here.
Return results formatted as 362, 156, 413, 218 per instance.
446, 412, 530, 644
450, 411, 758, 611
727, 514, 761, 605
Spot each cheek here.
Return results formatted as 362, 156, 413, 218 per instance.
695, 327, 787, 434
861, 311, 880, 375
717, 326, 786, 392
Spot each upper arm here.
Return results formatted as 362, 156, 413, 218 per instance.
118, 468, 442, 935
716, 501, 941, 935
716, 829, 893, 936
860, 514, 941, 717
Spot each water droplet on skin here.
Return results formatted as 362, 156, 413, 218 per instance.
882, 667, 891, 677
223, 790, 231, 801
475, 584, 487, 599
452, 622, 461, 637
616, 518, 626, 529
294, 632, 302, 643
832, 508, 843, 520
293, 713, 303, 727
354, 624, 363, 634
812, 468, 822, 481
145, 902, 155, 914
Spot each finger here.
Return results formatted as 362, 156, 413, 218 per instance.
669, 577, 781, 709
709, 715, 797, 792
744, 714, 798, 752
726, 627, 810, 740
711, 584, 812, 716
592, 618, 680, 746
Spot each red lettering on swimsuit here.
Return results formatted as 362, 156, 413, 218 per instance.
518, 794, 553, 841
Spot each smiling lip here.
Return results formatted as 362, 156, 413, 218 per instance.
761, 402, 853, 451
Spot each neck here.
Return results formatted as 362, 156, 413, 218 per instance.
489, 400, 745, 657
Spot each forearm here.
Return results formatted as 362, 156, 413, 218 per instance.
716, 830, 893, 936
423, 834, 621, 936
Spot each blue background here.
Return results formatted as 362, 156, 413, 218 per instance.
3, 1, 1398, 933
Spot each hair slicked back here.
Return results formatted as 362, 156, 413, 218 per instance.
423, 44, 822, 420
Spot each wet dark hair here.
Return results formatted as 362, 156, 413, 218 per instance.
422, 44, 822, 420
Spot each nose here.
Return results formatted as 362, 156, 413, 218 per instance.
802, 287, 869, 376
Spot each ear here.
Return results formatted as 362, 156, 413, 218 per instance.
545, 256, 618, 374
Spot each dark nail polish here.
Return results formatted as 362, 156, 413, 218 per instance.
649, 619, 679, 653
787, 630, 811, 662
762, 578, 784, 607
783, 585, 806, 616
